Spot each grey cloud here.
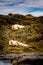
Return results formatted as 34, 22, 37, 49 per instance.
0, 0, 43, 8
0, 0, 43, 15
0, 0, 43, 7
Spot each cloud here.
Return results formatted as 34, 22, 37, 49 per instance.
30, 11, 43, 16
0, 0, 43, 7
0, 0, 43, 16
5, 2, 24, 6
0, 7, 27, 15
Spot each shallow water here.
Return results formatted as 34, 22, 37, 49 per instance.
0, 59, 43, 65
0, 60, 12, 65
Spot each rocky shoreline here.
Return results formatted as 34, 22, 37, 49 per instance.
0, 53, 43, 59
0, 53, 43, 65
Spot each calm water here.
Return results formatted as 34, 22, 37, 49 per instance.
0, 59, 43, 65
19, 59, 43, 65
0, 60, 12, 65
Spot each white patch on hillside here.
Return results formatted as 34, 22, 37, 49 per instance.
12, 24, 25, 30
9, 40, 28, 47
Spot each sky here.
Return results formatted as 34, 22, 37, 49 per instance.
0, 0, 43, 16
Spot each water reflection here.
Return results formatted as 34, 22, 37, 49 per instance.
19, 59, 43, 65
0, 60, 12, 65
0, 59, 43, 65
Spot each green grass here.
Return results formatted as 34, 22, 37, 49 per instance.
0, 14, 43, 54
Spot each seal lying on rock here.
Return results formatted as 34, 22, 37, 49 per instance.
9, 40, 28, 47
12, 24, 25, 30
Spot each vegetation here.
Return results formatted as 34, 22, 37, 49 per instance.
0, 14, 43, 54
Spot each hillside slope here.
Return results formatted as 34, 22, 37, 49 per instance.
0, 14, 43, 54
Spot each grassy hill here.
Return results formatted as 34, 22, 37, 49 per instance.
0, 14, 43, 54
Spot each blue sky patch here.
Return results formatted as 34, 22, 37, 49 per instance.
6, 2, 24, 6
26, 7, 43, 13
